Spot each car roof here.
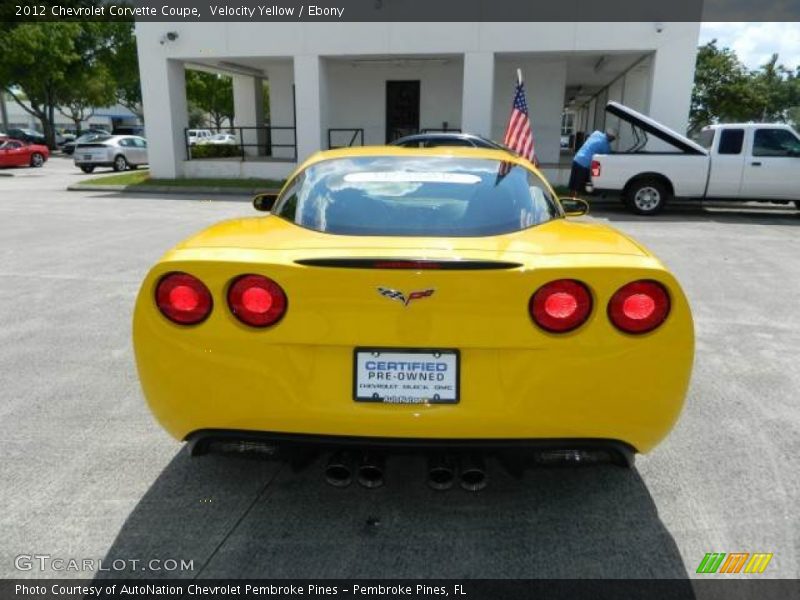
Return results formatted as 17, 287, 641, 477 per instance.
391, 132, 507, 147
293, 145, 540, 179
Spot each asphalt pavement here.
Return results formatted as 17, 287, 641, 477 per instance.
1, 156, 798, 580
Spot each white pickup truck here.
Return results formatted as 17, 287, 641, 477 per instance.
588, 102, 800, 215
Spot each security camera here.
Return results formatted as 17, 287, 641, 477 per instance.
654, 22, 664, 33
160, 31, 179, 45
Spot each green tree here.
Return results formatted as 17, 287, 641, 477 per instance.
788, 106, 800, 130
0, 21, 123, 146
690, 40, 757, 132
185, 70, 234, 129
0, 23, 83, 147
749, 54, 797, 122
692, 41, 800, 132
57, 63, 116, 133
100, 22, 143, 121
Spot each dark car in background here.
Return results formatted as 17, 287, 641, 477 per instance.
61, 130, 112, 155
391, 132, 512, 152
112, 126, 145, 136
5, 128, 46, 145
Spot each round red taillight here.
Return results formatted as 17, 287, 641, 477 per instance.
227, 274, 287, 327
529, 279, 592, 333
155, 272, 213, 325
608, 280, 670, 334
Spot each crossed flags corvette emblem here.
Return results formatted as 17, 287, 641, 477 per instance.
377, 287, 435, 307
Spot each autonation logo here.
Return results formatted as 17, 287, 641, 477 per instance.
14, 554, 194, 573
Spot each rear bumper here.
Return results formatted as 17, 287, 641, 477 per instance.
75, 161, 113, 167
186, 429, 636, 466
585, 184, 617, 196
134, 338, 693, 454
74, 153, 112, 165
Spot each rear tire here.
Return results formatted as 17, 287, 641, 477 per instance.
113, 154, 128, 172
80, 166, 95, 174
29, 153, 44, 168
625, 178, 670, 215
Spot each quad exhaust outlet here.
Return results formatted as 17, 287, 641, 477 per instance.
325, 450, 356, 487
325, 451, 490, 490
427, 454, 456, 491
458, 455, 488, 491
357, 452, 385, 489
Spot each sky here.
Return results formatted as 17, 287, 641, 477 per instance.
699, 22, 800, 70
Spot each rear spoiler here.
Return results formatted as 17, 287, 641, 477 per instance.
605, 102, 708, 156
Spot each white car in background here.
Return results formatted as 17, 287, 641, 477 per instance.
74, 135, 148, 174
187, 129, 213, 146
201, 133, 238, 145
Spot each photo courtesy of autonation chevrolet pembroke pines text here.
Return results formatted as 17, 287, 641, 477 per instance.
0, 1, 799, 599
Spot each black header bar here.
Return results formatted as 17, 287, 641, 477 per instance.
2, 579, 800, 600
3, 0, 800, 22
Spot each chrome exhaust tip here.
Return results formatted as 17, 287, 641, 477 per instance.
357, 453, 385, 489
325, 450, 355, 488
459, 455, 488, 491
427, 454, 456, 491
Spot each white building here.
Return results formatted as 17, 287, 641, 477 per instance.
1, 95, 140, 133
135, 22, 701, 184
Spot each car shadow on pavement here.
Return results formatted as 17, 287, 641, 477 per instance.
98, 449, 694, 584
588, 201, 800, 226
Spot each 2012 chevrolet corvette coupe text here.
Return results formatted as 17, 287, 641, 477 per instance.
133, 147, 694, 489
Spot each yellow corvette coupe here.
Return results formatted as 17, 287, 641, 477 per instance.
133, 146, 693, 490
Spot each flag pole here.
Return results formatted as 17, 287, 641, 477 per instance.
516, 68, 522, 86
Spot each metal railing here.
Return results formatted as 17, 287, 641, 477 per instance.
327, 128, 365, 149
185, 126, 297, 161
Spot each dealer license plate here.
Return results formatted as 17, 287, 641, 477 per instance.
83, 154, 92, 160
353, 348, 460, 404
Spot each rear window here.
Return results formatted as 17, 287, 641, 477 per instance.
76, 134, 111, 144
274, 156, 561, 237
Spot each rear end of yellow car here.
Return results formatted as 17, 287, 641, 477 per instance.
133, 148, 694, 487
133, 240, 693, 458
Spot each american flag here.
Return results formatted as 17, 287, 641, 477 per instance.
502, 76, 538, 166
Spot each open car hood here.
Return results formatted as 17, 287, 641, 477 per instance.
605, 101, 708, 156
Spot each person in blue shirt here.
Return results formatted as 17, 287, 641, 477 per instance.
568, 128, 617, 196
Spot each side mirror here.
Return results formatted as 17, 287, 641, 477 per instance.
253, 192, 278, 212
559, 197, 590, 217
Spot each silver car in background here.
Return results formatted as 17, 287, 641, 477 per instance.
74, 135, 148, 174
202, 133, 238, 145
